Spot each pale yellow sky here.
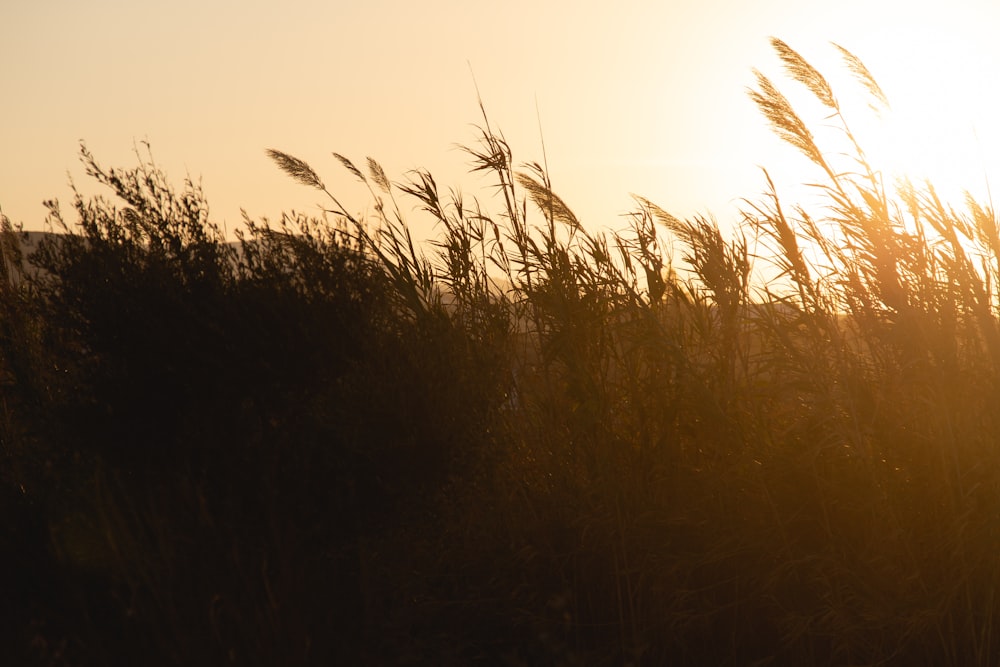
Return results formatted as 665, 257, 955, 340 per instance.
4, 1, 1000, 242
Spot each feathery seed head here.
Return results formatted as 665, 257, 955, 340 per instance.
771, 37, 837, 110
748, 69, 825, 169
832, 42, 891, 113
266, 149, 325, 190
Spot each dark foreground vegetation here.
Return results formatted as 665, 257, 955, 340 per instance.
4, 40, 1000, 665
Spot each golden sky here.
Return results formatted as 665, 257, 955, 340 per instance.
4, 0, 1000, 241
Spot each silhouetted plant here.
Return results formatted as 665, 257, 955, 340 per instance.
6, 36, 1000, 667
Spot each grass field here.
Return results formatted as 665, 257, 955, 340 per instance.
2, 39, 1000, 665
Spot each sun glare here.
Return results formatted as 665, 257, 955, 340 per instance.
757, 31, 1000, 219
863, 98, 989, 205
853, 33, 1000, 209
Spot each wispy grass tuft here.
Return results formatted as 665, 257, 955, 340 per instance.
265, 148, 325, 190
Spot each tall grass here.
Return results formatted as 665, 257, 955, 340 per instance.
2, 37, 1000, 665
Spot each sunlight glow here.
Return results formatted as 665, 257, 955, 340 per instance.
864, 98, 992, 208
853, 32, 1000, 209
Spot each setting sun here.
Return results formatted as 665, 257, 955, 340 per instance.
746, 18, 1000, 220
860, 39, 998, 208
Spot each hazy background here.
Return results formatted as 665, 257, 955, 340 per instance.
5, 0, 1000, 241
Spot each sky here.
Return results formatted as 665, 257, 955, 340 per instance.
5, 1, 1000, 244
